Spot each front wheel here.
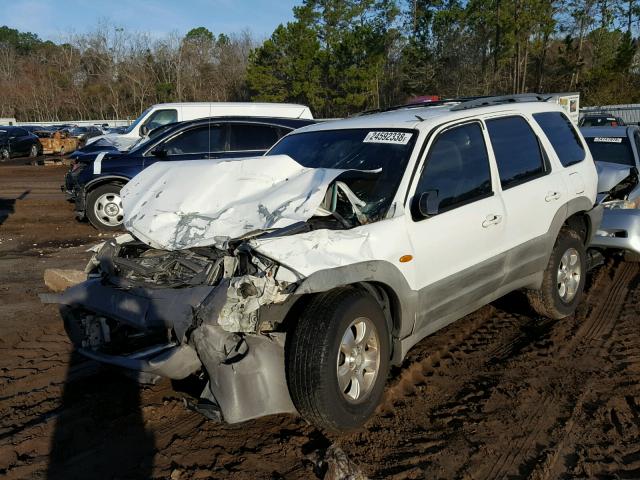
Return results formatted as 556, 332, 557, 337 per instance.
0, 147, 9, 161
286, 287, 390, 432
85, 184, 125, 231
29, 144, 39, 158
527, 228, 586, 319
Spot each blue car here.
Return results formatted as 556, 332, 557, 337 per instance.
63, 116, 316, 230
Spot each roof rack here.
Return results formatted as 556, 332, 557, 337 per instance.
450, 94, 551, 111
355, 93, 551, 117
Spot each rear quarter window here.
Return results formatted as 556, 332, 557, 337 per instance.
533, 112, 585, 167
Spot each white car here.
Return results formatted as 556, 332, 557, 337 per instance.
49, 94, 601, 432
84, 102, 314, 151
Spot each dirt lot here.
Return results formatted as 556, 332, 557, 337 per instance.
1, 162, 640, 479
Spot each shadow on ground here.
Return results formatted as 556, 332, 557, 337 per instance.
47, 352, 155, 480
0, 190, 30, 225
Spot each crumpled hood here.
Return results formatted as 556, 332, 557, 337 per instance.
121, 155, 347, 250
85, 133, 138, 151
596, 161, 634, 193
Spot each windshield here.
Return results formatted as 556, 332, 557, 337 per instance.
585, 137, 636, 167
122, 107, 152, 134
267, 128, 417, 223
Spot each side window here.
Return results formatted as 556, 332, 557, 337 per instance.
145, 109, 178, 131
634, 131, 640, 155
533, 112, 585, 167
163, 125, 225, 155
415, 122, 492, 215
229, 124, 280, 151
486, 116, 546, 190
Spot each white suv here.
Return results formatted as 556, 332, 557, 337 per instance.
50, 95, 602, 432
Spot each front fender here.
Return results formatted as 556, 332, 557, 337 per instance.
295, 260, 418, 341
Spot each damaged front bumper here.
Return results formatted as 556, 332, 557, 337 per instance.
44, 238, 299, 423
590, 208, 640, 255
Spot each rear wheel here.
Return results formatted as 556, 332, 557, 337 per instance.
286, 287, 390, 432
0, 147, 9, 161
29, 144, 38, 158
86, 184, 125, 231
527, 228, 586, 319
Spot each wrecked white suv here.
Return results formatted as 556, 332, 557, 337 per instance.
48, 95, 602, 432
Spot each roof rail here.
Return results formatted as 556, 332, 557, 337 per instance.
354, 93, 551, 117
450, 94, 551, 111
355, 96, 483, 117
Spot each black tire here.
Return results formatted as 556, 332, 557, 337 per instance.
527, 228, 586, 319
0, 147, 9, 161
85, 184, 125, 231
286, 287, 390, 432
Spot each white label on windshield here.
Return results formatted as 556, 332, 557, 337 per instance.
593, 137, 623, 143
363, 131, 412, 145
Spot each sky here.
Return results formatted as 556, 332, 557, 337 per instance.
1, 0, 303, 42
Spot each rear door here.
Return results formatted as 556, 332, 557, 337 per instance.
485, 115, 568, 284
223, 123, 283, 159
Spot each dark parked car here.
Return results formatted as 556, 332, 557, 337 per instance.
0, 126, 42, 160
67, 126, 104, 143
579, 113, 626, 127
63, 116, 316, 230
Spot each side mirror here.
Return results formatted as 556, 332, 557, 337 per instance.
139, 124, 148, 137
151, 147, 167, 158
416, 190, 439, 218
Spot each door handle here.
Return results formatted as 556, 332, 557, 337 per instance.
482, 214, 502, 228
545, 191, 562, 202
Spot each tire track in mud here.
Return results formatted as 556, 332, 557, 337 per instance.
469, 261, 638, 480
528, 262, 640, 480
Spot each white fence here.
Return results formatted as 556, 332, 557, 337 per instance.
6, 119, 133, 128
581, 104, 640, 124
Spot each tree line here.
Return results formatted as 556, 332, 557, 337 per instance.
1, 0, 639, 122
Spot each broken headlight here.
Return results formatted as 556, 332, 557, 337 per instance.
602, 198, 640, 210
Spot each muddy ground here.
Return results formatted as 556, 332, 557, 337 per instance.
1, 161, 639, 480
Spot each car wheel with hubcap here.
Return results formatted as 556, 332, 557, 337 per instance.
527, 228, 586, 319
86, 184, 125, 231
29, 144, 38, 158
0, 147, 9, 161
286, 287, 390, 432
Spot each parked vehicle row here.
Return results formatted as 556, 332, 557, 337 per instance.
64, 114, 316, 230
0, 126, 42, 160
0, 123, 108, 159
47, 94, 604, 432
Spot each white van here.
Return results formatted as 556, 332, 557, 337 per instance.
85, 102, 314, 151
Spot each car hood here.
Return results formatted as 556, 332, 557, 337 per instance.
85, 133, 138, 151
121, 155, 349, 251
74, 150, 125, 163
596, 161, 634, 193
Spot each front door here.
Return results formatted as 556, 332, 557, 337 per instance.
144, 124, 227, 169
406, 121, 507, 336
